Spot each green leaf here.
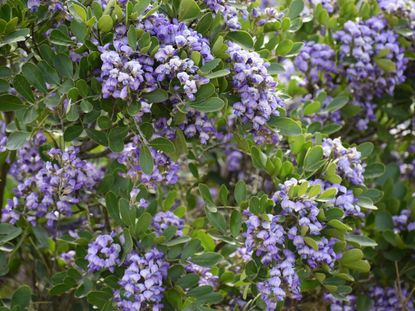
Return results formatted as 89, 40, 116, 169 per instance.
203, 69, 230, 79
219, 184, 229, 206
364, 163, 385, 179
64, 125, 83, 141
344, 260, 370, 273
304, 145, 323, 172
345, 234, 377, 247
276, 39, 294, 56
98, 15, 114, 32
375, 211, 393, 231
288, 0, 304, 18
6, 131, 30, 150
0, 223, 22, 245
22, 63, 47, 93
86, 129, 108, 146
11, 285, 32, 310
87, 291, 112, 308
49, 29, 73, 46
267, 63, 285, 75
357, 142, 374, 158
304, 237, 319, 251
234, 181, 246, 204
191, 252, 223, 267
179, 0, 201, 20
13, 75, 34, 102
340, 249, 363, 264
143, 89, 169, 103
140, 144, 154, 175
199, 183, 215, 206
199, 59, 221, 73
1, 29, 29, 46
108, 126, 128, 152
226, 31, 254, 49
161, 236, 191, 246
251, 146, 267, 169
230, 210, 242, 237
149, 137, 176, 154
375, 58, 396, 72
325, 96, 348, 113
0, 94, 25, 111
328, 219, 352, 231
134, 212, 152, 235
189, 97, 224, 112
53, 54, 73, 78
206, 211, 226, 232
268, 116, 302, 136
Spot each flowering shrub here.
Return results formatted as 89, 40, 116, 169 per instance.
0, 0, 414, 310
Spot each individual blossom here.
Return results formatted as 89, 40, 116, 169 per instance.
324, 293, 357, 311
113, 248, 169, 311
392, 209, 415, 233
294, 41, 338, 89
185, 263, 219, 287
116, 136, 180, 188
368, 286, 415, 311
152, 211, 185, 237
322, 138, 365, 185
204, 0, 254, 30
0, 120, 7, 152
86, 234, 121, 272
227, 41, 284, 137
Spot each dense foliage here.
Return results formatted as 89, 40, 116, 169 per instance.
0, 0, 414, 310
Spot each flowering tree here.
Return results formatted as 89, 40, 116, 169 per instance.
0, 0, 414, 310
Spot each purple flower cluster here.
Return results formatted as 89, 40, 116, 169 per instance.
152, 211, 184, 237
322, 138, 365, 185
333, 17, 407, 101
294, 42, 338, 89
27, 0, 64, 12
2, 144, 103, 227
116, 136, 180, 188
185, 263, 219, 287
204, 0, 253, 30
0, 121, 6, 152
243, 177, 365, 308
378, 0, 415, 37
113, 248, 169, 311
227, 41, 284, 135
257, 251, 301, 310
392, 209, 415, 233
324, 293, 357, 311
86, 234, 121, 272
369, 286, 415, 311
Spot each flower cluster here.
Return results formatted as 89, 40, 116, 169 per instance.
113, 248, 169, 311
152, 211, 184, 237
324, 293, 356, 311
185, 263, 218, 287
27, 0, 64, 12
322, 138, 365, 185
86, 234, 121, 272
2, 144, 103, 227
227, 41, 284, 136
333, 17, 407, 100
378, 0, 415, 38
0, 121, 6, 152
241, 176, 365, 309
204, 0, 254, 30
116, 136, 180, 189
392, 209, 415, 233
294, 41, 338, 89
369, 286, 415, 310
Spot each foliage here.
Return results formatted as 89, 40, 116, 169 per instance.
0, 0, 414, 310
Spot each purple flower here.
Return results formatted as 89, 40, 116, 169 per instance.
152, 211, 184, 237
322, 138, 365, 185
185, 263, 219, 287
113, 248, 169, 311
86, 234, 121, 272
